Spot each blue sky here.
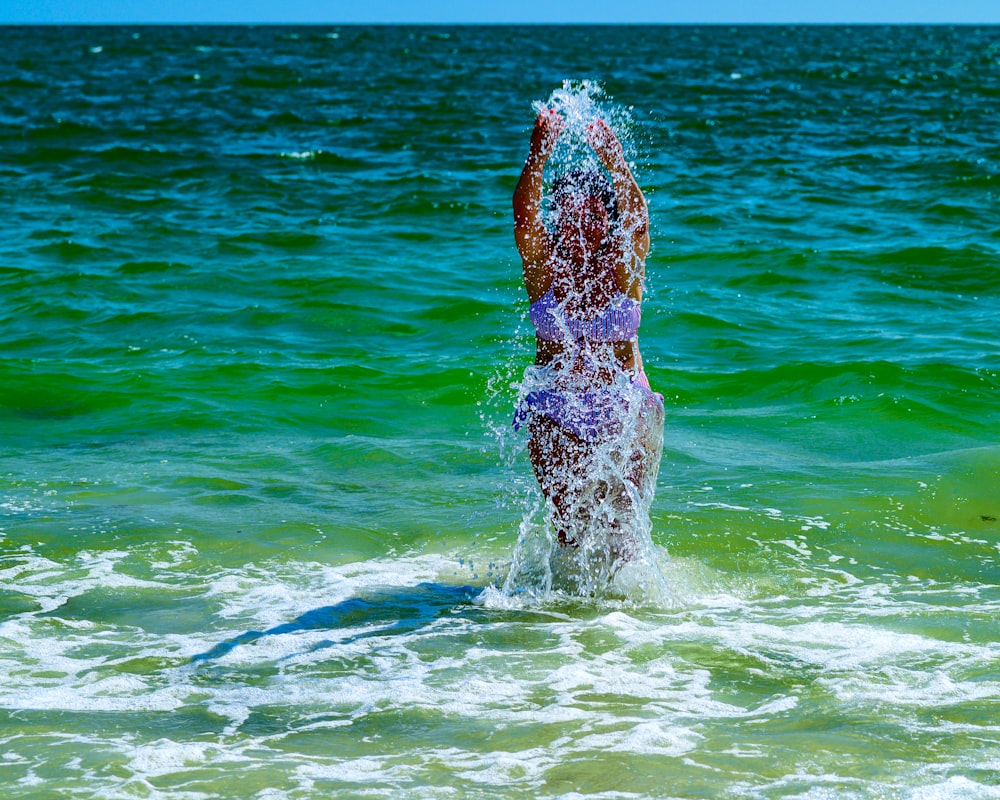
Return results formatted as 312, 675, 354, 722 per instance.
2, 0, 998, 24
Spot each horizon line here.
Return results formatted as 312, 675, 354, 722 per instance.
1, 20, 996, 26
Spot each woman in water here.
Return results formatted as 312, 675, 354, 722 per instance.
512, 108, 664, 563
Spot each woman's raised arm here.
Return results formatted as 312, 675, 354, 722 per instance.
513, 109, 563, 300
587, 118, 650, 299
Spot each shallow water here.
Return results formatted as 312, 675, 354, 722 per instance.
1, 24, 999, 799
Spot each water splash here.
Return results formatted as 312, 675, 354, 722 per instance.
532, 80, 636, 178
502, 364, 667, 604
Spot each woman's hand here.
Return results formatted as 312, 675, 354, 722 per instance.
586, 118, 625, 170
531, 108, 565, 157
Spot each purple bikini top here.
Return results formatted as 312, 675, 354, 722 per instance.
529, 287, 642, 343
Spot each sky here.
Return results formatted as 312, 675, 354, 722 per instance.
1, 0, 998, 24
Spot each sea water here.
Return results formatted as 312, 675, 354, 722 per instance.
1, 24, 999, 799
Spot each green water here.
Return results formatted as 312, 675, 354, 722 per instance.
1, 24, 998, 799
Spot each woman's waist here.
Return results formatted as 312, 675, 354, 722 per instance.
535, 336, 638, 356
535, 339, 640, 373
532, 350, 646, 390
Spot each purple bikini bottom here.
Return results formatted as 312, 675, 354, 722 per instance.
513, 372, 664, 442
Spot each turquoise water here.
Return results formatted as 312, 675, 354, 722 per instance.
1, 24, 998, 799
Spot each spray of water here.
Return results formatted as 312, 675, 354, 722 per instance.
531, 80, 636, 175
484, 81, 668, 607
502, 366, 666, 603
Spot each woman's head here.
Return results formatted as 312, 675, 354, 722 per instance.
550, 170, 617, 249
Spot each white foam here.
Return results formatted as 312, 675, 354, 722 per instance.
689, 501, 751, 511
0, 546, 178, 615
451, 749, 550, 785
2, 543, 995, 798
205, 554, 451, 628
820, 666, 1000, 709
575, 720, 702, 757
911, 777, 1000, 799
127, 740, 216, 778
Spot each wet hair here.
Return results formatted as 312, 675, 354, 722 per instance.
551, 169, 618, 224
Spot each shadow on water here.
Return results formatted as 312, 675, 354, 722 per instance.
191, 582, 481, 664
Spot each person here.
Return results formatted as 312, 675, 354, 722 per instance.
512, 108, 664, 562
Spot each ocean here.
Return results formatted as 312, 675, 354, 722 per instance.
0, 24, 998, 799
